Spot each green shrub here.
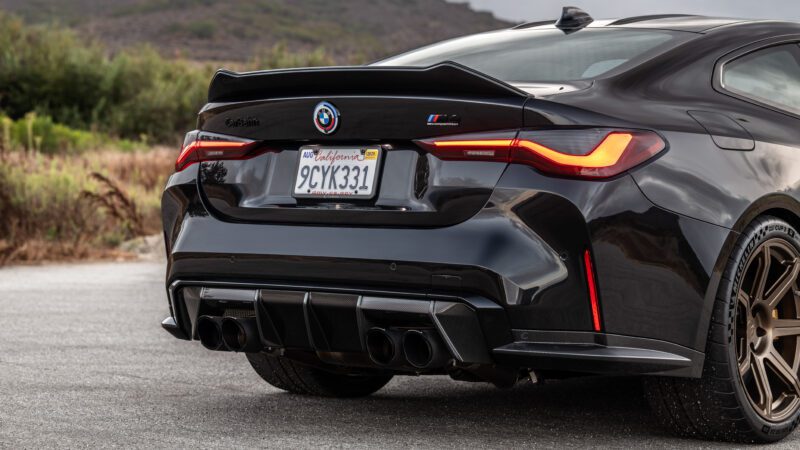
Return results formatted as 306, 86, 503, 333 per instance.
0, 112, 139, 154
248, 42, 334, 70
0, 148, 173, 264
0, 152, 103, 247
0, 12, 210, 143
0, 12, 339, 144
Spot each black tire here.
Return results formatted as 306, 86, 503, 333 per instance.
644, 216, 800, 443
246, 352, 393, 398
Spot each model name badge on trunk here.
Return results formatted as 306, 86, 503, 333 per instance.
224, 116, 260, 128
427, 114, 460, 126
293, 148, 381, 199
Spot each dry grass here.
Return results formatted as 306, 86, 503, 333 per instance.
0, 147, 174, 265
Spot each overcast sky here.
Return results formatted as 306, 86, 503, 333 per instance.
457, 0, 800, 22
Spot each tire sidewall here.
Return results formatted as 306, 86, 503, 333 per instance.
720, 217, 800, 441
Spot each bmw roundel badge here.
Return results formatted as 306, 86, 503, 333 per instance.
313, 101, 340, 135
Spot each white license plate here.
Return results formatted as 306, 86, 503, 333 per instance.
293, 147, 381, 199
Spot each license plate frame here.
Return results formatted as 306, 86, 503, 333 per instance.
292, 146, 383, 199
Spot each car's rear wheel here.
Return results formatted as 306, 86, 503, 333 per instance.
644, 216, 800, 442
246, 352, 393, 398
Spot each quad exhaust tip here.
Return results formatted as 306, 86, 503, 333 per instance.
199, 316, 451, 367
365, 327, 403, 366
221, 317, 262, 353
366, 327, 451, 369
197, 315, 262, 352
402, 329, 449, 369
197, 315, 224, 351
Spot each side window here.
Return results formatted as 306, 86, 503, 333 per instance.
721, 43, 800, 115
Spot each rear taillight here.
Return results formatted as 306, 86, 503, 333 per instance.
175, 138, 264, 171
418, 129, 666, 179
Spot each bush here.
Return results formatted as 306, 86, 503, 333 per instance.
0, 148, 173, 264
0, 112, 140, 154
0, 12, 341, 144
97, 47, 210, 142
248, 42, 334, 70
0, 12, 210, 143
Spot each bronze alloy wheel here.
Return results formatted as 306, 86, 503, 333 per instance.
736, 238, 800, 422
642, 216, 800, 442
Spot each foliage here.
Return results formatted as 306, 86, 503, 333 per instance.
0, 148, 173, 264
0, 112, 142, 154
0, 12, 210, 143
172, 20, 217, 40
0, 0, 509, 63
0, 12, 343, 144
247, 42, 334, 70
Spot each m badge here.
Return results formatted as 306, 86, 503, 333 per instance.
426, 114, 460, 126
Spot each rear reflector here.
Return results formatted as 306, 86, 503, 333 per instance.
175, 139, 264, 171
583, 249, 602, 332
418, 129, 665, 179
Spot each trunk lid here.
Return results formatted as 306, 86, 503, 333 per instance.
195, 63, 539, 227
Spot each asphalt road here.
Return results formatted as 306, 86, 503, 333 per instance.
1, 262, 798, 449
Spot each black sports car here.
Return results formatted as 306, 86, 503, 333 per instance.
160, 7, 800, 442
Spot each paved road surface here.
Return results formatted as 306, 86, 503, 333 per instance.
1, 262, 797, 448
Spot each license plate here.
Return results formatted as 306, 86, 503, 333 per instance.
293, 147, 381, 199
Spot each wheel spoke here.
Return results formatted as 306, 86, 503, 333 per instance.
739, 346, 752, 376
753, 355, 773, 415
773, 319, 800, 338
767, 348, 800, 397
738, 289, 751, 310
764, 258, 800, 310
794, 337, 800, 373
753, 246, 772, 300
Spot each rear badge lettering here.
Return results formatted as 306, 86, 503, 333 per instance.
224, 116, 260, 128
426, 114, 460, 126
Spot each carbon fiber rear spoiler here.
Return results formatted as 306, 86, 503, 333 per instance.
207, 62, 529, 103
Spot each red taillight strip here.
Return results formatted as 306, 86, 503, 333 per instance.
431, 139, 515, 148
515, 133, 633, 168
583, 249, 602, 332
419, 130, 665, 179
429, 139, 514, 161
175, 140, 255, 171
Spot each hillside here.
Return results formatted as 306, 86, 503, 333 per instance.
0, 0, 511, 63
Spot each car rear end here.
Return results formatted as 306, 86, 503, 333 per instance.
161, 25, 708, 382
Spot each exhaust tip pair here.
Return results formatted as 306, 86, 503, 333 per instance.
197, 316, 261, 352
365, 327, 450, 369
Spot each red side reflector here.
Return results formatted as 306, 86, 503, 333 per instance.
583, 249, 602, 332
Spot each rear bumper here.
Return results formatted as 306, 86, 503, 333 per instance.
162, 166, 593, 330
164, 279, 702, 377
166, 200, 568, 307
162, 163, 732, 377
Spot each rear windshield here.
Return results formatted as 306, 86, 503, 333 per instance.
376, 28, 694, 83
